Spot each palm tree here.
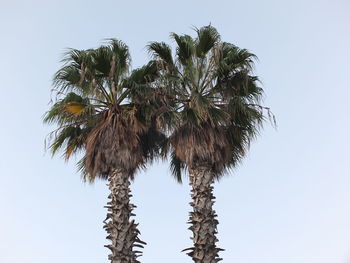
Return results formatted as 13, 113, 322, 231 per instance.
44, 39, 163, 263
148, 26, 272, 262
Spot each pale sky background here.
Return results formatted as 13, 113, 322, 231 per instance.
0, 0, 349, 262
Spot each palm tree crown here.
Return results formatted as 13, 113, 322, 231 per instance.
45, 39, 161, 180
149, 25, 269, 178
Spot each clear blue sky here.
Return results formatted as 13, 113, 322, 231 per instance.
1, 0, 349, 262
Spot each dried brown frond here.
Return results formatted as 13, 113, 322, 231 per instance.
85, 107, 147, 179
170, 122, 232, 173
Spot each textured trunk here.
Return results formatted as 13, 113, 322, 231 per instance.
185, 166, 223, 263
104, 169, 145, 263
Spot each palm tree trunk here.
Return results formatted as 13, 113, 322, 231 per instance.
104, 169, 145, 263
185, 166, 223, 263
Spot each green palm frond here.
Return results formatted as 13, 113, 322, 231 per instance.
49, 126, 87, 157
171, 33, 194, 65
107, 38, 131, 74
207, 106, 229, 125
195, 25, 220, 58
93, 46, 113, 76
223, 45, 257, 69
61, 48, 93, 67
147, 42, 174, 70
53, 65, 81, 91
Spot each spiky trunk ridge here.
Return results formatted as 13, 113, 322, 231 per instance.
104, 169, 145, 263
185, 166, 223, 263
